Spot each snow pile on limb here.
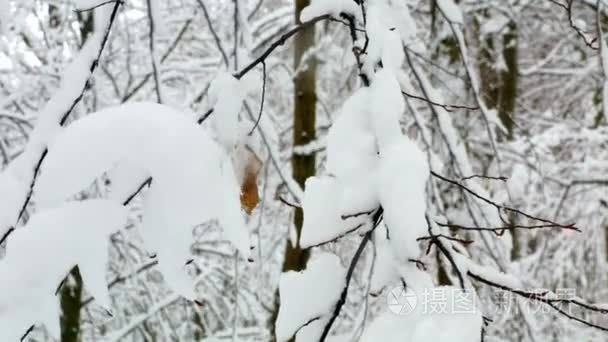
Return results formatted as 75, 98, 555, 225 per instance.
300, 89, 379, 249
35, 102, 250, 298
300, 69, 429, 259
300, 176, 345, 248
0, 4, 117, 242
365, 2, 405, 73
325, 87, 379, 214
300, 0, 360, 22
0, 200, 128, 341
275, 252, 346, 341
207, 71, 249, 153
291, 3, 482, 341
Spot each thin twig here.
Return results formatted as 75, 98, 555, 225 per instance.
196, 0, 230, 66
402, 90, 479, 112
74, 0, 122, 13
249, 61, 266, 135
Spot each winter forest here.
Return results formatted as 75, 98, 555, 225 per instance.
1, 0, 608, 341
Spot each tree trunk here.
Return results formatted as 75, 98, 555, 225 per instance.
60, 267, 84, 342
498, 21, 518, 141
498, 22, 520, 260
272, 0, 317, 339
283, 0, 316, 274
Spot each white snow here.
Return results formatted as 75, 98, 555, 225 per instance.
300, 0, 360, 22
367, 66, 430, 262
0, 200, 128, 340
294, 317, 329, 342
361, 286, 481, 342
370, 228, 400, 294
300, 176, 347, 248
148, 0, 166, 37
437, 0, 463, 24
370, 69, 405, 149
35, 102, 250, 297
377, 138, 429, 261
365, 3, 405, 73
0, 4, 116, 240
208, 72, 245, 153
106, 160, 151, 203
275, 252, 346, 341
325, 87, 379, 213
388, 0, 417, 45
0, 171, 25, 232
73, 0, 109, 10
0, 0, 10, 34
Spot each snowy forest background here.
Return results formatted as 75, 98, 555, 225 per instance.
1, 0, 608, 341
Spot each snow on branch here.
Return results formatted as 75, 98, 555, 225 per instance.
275, 252, 346, 341
3, 101, 254, 338
300, 0, 360, 23
35, 102, 251, 278
0, 200, 128, 340
0, 1, 122, 245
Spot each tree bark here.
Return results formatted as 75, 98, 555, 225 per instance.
283, 0, 316, 274
60, 267, 84, 342
272, 0, 317, 340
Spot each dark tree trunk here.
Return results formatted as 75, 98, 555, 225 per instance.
272, 0, 317, 340
60, 267, 83, 342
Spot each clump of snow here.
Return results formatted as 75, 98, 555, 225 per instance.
388, 0, 417, 45
208, 72, 246, 153
300, 176, 351, 248
0, 4, 117, 239
0, 200, 128, 340
370, 69, 405, 149
437, 0, 463, 24
275, 252, 346, 341
325, 87, 379, 213
35, 102, 250, 297
377, 138, 429, 261
365, 3, 405, 72
370, 228, 400, 294
300, 0, 360, 22
324, 88, 375, 176
367, 65, 430, 261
